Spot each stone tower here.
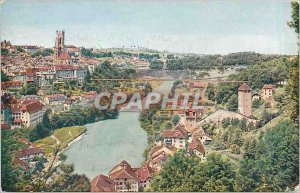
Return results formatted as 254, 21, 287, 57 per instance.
238, 82, 252, 117
54, 30, 65, 59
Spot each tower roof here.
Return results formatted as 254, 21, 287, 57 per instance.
238, 83, 252, 91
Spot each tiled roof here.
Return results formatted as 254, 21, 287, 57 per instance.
161, 129, 186, 139
135, 163, 153, 182
238, 83, 252, 91
109, 160, 139, 181
91, 174, 115, 192
11, 100, 44, 114
188, 138, 205, 154
263, 84, 273, 89
16, 147, 44, 158
58, 51, 70, 60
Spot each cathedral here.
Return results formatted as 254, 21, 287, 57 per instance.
54, 30, 71, 65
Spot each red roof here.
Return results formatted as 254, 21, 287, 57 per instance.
238, 83, 252, 91
58, 51, 70, 60
16, 147, 44, 158
108, 160, 139, 181
136, 163, 153, 182
188, 138, 205, 154
161, 130, 186, 139
11, 100, 44, 114
263, 84, 273, 90
91, 174, 115, 192
2, 81, 23, 87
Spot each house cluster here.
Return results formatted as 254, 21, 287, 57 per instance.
91, 160, 154, 192
13, 138, 45, 171
90, 124, 212, 192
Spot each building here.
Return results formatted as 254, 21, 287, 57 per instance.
187, 137, 206, 159
15, 147, 45, 161
44, 94, 66, 105
136, 163, 153, 190
261, 84, 274, 99
2, 81, 23, 90
11, 99, 45, 128
160, 126, 187, 149
54, 65, 87, 84
238, 83, 252, 117
108, 160, 139, 192
23, 45, 39, 54
54, 30, 72, 65
91, 174, 116, 192
148, 145, 176, 172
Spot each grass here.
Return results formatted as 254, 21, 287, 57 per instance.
34, 126, 86, 156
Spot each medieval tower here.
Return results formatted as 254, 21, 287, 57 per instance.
54, 30, 65, 59
238, 82, 252, 117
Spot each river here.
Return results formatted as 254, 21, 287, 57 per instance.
64, 81, 173, 179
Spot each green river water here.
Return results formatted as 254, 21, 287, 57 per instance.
64, 81, 173, 179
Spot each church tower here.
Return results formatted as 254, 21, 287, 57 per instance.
238, 82, 252, 117
54, 30, 65, 59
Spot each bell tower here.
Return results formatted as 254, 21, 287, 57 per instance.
54, 30, 65, 59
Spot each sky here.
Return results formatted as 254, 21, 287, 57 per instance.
0, 0, 298, 55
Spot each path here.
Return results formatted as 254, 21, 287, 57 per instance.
50, 135, 60, 145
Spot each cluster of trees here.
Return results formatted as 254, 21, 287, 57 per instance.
138, 53, 160, 61
31, 48, 54, 57
83, 61, 136, 92
150, 119, 299, 192
165, 52, 282, 71
222, 52, 281, 66
20, 83, 39, 95
81, 48, 113, 58
149, 59, 163, 69
150, 151, 236, 192
1, 48, 9, 55
229, 57, 291, 89
1, 128, 90, 191
285, 1, 299, 124
1, 70, 9, 82
166, 54, 221, 70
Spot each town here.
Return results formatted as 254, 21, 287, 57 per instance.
1, 1, 299, 192
2, 28, 298, 192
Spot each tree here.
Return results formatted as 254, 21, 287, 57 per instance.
285, 1, 299, 124
206, 83, 215, 101
227, 94, 238, 111
1, 71, 9, 82
150, 151, 236, 192
287, 1, 299, 34
172, 114, 180, 125
149, 60, 163, 70
236, 120, 299, 191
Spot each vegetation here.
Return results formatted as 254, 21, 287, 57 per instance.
83, 61, 136, 92
31, 48, 54, 57
149, 59, 163, 69
20, 83, 39, 95
1, 48, 9, 55
81, 47, 112, 58
165, 52, 281, 71
1, 70, 9, 82
1, 128, 90, 191
34, 126, 86, 155
150, 151, 236, 192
